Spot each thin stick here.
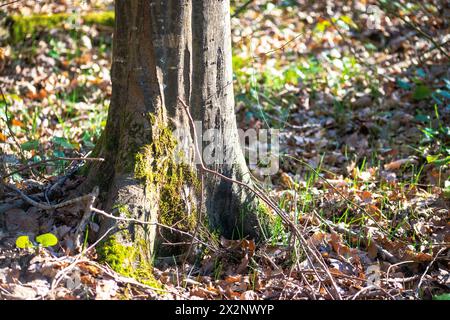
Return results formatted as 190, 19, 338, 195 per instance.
386, 260, 414, 283
90, 207, 213, 250
1, 156, 104, 179
283, 154, 403, 241
377, 0, 449, 59
0, 86, 26, 161
259, 32, 305, 56
178, 97, 342, 300
231, 0, 253, 18
0, 0, 22, 8
50, 226, 116, 291
416, 247, 446, 298
1, 181, 97, 210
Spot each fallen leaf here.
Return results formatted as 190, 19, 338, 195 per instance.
384, 158, 415, 170
236, 254, 249, 274
367, 241, 378, 259
225, 275, 241, 283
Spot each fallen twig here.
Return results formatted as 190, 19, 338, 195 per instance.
416, 247, 446, 298
178, 97, 343, 300
1, 180, 99, 210
0, 86, 26, 162
90, 207, 214, 250
1, 156, 104, 179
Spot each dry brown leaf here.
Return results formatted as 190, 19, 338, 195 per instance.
280, 172, 295, 189
11, 119, 24, 127
190, 287, 209, 299
366, 204, 383, 220
236, 254, 249, 274
384, 158, 413, 170
225, 275, 241, 283
307, 231, 326, 247
403, 250, 433, 263
80, 274, 95, 286
78, 262, 101, 277
329, 232, 342, 254
367, 241, 378, 259
361, 190, 373, 203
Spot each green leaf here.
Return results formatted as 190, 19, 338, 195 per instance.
433, 156, 450, 166
396, 79, 412, 90
426, 154, 441, 163
414, 114, 430, 123
16, 235, 35, 249
35, 233, 58, 247
421, 127, 438, 138
315, 20, 331, 33
53, 137, 75, 149
339, 15, 357, 29
21, 140, 39, 151
433, 293, 450, 300
53, 150, 65, 158
413, 85, 432, 100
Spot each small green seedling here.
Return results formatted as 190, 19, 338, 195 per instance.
15, 233, 58, 249
15, 235, 35, 249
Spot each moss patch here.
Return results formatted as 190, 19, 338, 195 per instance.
9, 11, 115, 42
134, 115, 198, 232
97, 234, 161, 288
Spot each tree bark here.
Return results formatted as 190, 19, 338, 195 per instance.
84, 0, 264, 277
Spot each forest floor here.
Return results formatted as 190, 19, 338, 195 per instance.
0, 0, 449, 300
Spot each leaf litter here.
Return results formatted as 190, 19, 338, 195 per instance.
0, 0, 449, 300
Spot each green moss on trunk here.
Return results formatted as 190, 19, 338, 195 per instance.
134, 115, 199, 233
97, 234, 161, 288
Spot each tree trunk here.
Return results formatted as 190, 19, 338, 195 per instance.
84, 0, 265, 279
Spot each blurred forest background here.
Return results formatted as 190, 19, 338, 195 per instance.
0, 0, 448, 300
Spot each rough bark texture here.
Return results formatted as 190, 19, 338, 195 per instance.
84, 0, 263, 276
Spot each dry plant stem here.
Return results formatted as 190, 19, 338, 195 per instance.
386, 261, 415, 283
396, 16, 449, 59
50, 226, 116, 291
231, 0, 253, 18
284, 154, 409, 244
90, 207, 213, 250
74, 192, 98, 249
350, 285, 377, 300
416, 247, 446, 298
259, 32, 305, 56
0, 0, 22, 8
293, 245, 318, 299
0, 86, 26, 162
178, 98, 342, 300
378, 0, 449, 59
1, 180, 98, 210
313, 211, 399, 264
51, 226, 173, 297
1, 157, 104, 179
